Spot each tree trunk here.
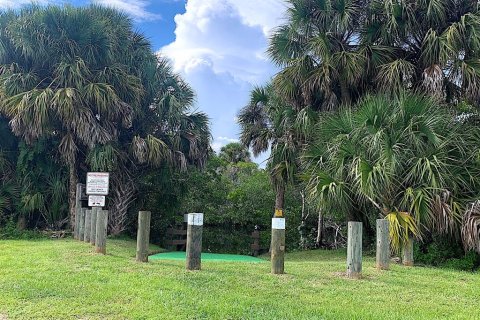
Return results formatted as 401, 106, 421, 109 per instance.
298, 191, 308, 249
316, 209, 324, 247
275, 184, 285, 214
17, 215, 26, 230
339, 78, 351, 105
109, 174, 136, 236
68, 160, 78, 229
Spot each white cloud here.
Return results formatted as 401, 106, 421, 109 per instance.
0, 0, 59, 9
161, 0, 286, 166
91, 0, 160, 21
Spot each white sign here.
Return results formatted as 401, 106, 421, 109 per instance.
272, 218, 286, 230
187, 213, 204, 226
88, 195, 105, 207
86, 172, 109, 195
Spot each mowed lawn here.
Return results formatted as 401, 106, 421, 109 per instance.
0, 239, 479, 320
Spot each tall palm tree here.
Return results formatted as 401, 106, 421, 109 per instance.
303, 93, 480, 251
269, 0, 480, 110
0, 5, 210, 229
238, 84, 316, 216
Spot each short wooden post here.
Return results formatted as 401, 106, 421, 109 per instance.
95, 210, 108, 255
403, 238, 414, 266
78, 208, 86, 241
271, 216, 286, 274
251, 230, 260, 256
347, 221, 362, 279
74, 183, 82, 239
376, 219, 390, 270
90, 207, 98, 246
136, 211, 152, 262
186, 213, 203, 271
84, 210, 92, 243
74, 206, 80, 240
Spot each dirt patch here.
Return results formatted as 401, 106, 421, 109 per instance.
0, 314, 9, 320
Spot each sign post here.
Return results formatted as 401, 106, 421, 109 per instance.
86, 172, 109, 254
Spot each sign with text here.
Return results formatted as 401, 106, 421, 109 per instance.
86, 172, 110, 195
88, 195, 105, 207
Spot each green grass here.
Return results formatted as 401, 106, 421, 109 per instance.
0, 239, 479, 319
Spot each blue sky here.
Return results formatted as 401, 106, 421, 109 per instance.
0, 0, 288, 165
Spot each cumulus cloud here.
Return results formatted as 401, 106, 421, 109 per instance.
91, 0, 160, 21
161, 0, 285, 163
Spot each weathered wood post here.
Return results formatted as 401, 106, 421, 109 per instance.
74, 183, 83, 239
136, 211, 152, 262
271, 209, 286, 274
186, 213, 203, 271
78, 208, 86, 241
403, 238, 414, 266
376, 219, 390, 270
347, 221, 362, 279
90, 207, 98, 246
95, 209, 108, 255
84, 210, 92, 243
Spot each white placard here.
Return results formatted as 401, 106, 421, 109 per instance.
88, 195, 105, 207
272, 218, 286, 230
184, 214, 189, 223
86, 172, 110, 195
187, 213, 204, 226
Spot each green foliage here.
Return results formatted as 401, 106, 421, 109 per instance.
304, 93, 480, 250
415, 236, 480, 271
218, 142, 251, 163
0, 219, 45, 239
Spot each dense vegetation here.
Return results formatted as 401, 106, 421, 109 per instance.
0, 5, 209, 234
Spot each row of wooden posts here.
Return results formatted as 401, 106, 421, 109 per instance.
76, 207, 413, 276
73, 206, 109, 254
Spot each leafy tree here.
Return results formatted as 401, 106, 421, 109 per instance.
0, 5, 210, 230
303, 93, 480, 251
269, 0, 480, 110
219, 142, 251, 163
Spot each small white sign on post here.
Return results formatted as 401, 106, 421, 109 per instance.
187, 213, 204, 226
86, 172, 110, 195
272, 218, 286, 230
88, 195, 105, 207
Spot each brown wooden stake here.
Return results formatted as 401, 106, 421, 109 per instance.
84, 210, 91, 243
186, 213, 203, 271
403, 238, 414, 266
347, 221, 362, 279
376, 219, 390, 270
136, 211, 152, 262
90, 207, 98, 246
271, 214, 286, 274
78, 208, 86, 241
74, 183, 82, 239
95, 209, 108, 255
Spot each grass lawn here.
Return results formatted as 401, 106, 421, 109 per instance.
0, 239, 479, 319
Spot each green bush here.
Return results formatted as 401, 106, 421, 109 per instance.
0, 219, 45, 240
414, 236, 480, 271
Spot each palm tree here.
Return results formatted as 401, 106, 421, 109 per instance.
269, 0, 480, 110
238, 84, 316, 217
303, 93, 480, 251
219, 142, 251, 164
0, 5, 210, 230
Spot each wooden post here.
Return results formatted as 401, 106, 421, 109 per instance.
251, 230, 260, 257
186, 213, 203, 271
84, 210, 91, 243
136, 211, 152, 262
271, 215, 286, 274
347, 221, 362, 279
403, 238, 414, 266
95, 210, 108, 255
90, 207, 98, 246
376, 219, 390, 270
78, 208, 86, 241
74, 183, 82, 239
